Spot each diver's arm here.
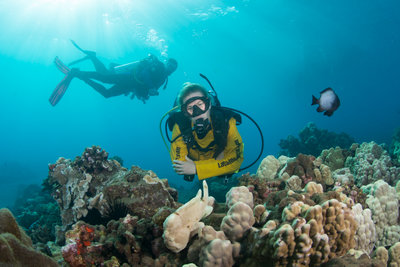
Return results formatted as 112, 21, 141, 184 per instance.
195, 118, 244, 180
170, 124, 189, 162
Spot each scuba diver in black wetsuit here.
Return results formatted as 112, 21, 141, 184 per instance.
49, 40, 177, 106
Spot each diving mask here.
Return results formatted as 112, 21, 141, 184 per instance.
182, 96, 210, 117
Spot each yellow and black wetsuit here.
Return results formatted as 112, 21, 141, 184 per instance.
170, 117, 244, 180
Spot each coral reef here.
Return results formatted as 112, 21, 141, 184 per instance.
372, 242, 400, 266
279, 122, 355, 157
239, 188, 357, 266
72, 145, 116, 174
12, 184, 61, 245
0, 208, 59, 266
351, 203, 376, 254
389, 127, 400, 166
318, 146, 350, 171
256, 155, 281, 180
15, 141, 400, 266
346, 141, 400, 186
199, 239, 234, 267
362, 180, 400, 247
46, 146, 179, 231
321, 253, 385, 267
220, 202, 255, 241
225, 186, 254, 209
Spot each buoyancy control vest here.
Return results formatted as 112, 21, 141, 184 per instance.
167, 106, 242, 159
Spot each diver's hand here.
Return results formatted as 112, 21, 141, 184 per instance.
173, 156, 196, 175
216, 151, 224, 160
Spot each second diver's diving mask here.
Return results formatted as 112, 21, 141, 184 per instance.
181, 96, 211, 118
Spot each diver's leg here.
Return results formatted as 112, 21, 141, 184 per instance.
88, 56, 109, 74
70, 40, 109, 74
82, 79, 126, 98
74, 70, 123, 84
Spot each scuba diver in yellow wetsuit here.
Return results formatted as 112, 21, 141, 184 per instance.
168, 82, 244, 181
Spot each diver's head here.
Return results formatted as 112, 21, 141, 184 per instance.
178, 83, 212, 120
166, 58, 178, 75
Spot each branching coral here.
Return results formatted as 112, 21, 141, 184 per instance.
73, 145, 116, 174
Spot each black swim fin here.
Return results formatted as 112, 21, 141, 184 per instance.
68, 56, 91, 66
50, 57, 73, 106
68, 40, 96, 66
49, 73, 73, 106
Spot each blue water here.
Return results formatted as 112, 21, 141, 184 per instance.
0, 0, 399, 208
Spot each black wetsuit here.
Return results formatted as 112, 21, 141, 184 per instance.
76, 55, 167, 101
